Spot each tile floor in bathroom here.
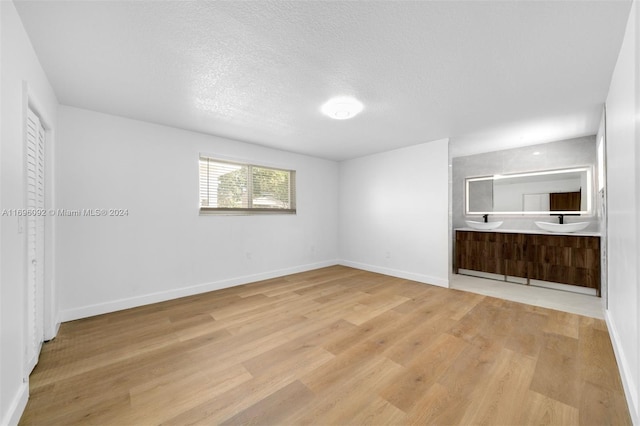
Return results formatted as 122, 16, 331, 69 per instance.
450, 273, 604, 319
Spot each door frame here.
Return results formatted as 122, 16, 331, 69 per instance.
596, 106, 608, 310
22, 82, 57, 377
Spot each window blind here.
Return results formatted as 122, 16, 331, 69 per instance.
199, 157, 296, 214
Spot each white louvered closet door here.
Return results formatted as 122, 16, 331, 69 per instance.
25, 107, 45, 374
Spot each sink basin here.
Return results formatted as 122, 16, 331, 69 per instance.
465, 220, 503, 230
534, 221, 590, 233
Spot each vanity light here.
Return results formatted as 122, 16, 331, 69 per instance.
321, 97, 364, 120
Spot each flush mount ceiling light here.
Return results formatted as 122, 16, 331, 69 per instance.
321, 97, 364, 120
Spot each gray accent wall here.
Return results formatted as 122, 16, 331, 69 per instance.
452, 135, 599, 232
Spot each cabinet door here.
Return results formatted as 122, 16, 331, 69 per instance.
503, 233, 527, 278
527, 234, 600, 289
456, 231, 505, 275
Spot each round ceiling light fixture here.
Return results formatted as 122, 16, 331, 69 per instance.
321, 97, 364, 120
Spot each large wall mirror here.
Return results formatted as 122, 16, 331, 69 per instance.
465, 167, 592, 215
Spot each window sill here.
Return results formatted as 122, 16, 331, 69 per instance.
199, 208, 297, 216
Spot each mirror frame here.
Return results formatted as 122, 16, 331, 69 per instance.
465, 167, 593, 215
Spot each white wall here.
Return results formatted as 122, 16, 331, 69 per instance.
338, 139, 449, 287
0, 2, 58, 425
56, 106, 339, 320
605, 1, 640, 423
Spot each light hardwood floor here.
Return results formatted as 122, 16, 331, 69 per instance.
20, 266, 630, 425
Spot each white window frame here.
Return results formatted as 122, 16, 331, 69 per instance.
199, 155, 297, 215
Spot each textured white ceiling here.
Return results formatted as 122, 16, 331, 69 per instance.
15, 1, 631, 160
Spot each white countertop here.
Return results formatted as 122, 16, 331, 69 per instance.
455, 227, 601, 237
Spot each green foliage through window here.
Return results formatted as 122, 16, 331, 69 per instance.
199, 157, 296, 214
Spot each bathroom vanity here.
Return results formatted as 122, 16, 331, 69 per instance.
452, 142, 603, 296
455, 229, 601, 296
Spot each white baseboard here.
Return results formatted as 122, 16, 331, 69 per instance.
339, 260, 449, 288
59, 260, 339, 322
1, 382, 28, 426
605, 310, 639, 425
58, 259, 450, 322
44, 320, 60, 342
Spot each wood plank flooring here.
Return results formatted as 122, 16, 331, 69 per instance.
20, 266, 631, 425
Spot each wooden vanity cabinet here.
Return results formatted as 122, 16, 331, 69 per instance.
527, 234, 600, 290
455, 230, 600, 293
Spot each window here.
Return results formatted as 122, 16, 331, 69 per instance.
199, 156, 296, 214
